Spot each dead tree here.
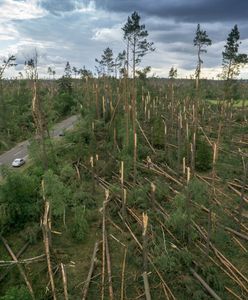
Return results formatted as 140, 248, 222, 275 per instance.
142, 213, 151, 300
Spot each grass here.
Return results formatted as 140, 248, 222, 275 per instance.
207, 99, 248, 107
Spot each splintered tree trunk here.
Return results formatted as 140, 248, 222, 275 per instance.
60, 263, 68, 300
133, 132, 137, 183
90, 156, 95, 194
186, 167, 192, 245
82, 241, 99, 300
150, 183, 156, 210
42, 181, 56, 300
105, 235, 114, 300
120, 161, 127, 220
32, 79, 49, 170
95, 82, 100, 119
101, 190, 109, 300
120, 247, 127, 300
177, 113, 182, 173
142, 213, 151, 300
207, 143, 217, 255
238, 156, 247, 231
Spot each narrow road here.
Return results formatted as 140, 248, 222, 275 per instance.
0, 115, 78, 167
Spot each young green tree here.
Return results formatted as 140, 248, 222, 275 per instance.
78, 66, 93, 79
95, 47, 114, 76
52, 69, 56, 79
72, 66, 78, 78
114, 50, 126, 78
0, 55, 16, 138
58, 62, 73, 94
136, 66, 151, 80
193, 24, 212, 90
47, 66, 53, 79
64, 61, 72, 78
95, 57, 105, 77
102, 47, 114, 75
222, 25, 248, 99
122, 11, 155, 79
169, 66, 177, 79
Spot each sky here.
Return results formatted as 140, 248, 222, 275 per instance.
0, 0, 248, 79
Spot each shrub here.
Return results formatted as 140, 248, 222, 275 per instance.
70, 206, 89, 241
195, 137, 212, 171
0, 172, 39, 232
0, 286, 31, 300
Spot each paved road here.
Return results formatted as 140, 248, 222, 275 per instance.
0, 115, 78, 167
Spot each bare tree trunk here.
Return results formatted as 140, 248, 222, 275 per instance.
101, 190, 109, 300
186, 167, 192, 244
142, 213, 151, 300
82, 241, 99, 300
42, 181, 56, 300
60, 263, 68, 300
238, 155, 247, 230
105, 234, 114, 300
190, 268, 222, 300
95, 82, 100, 119
120, 247, 127, 300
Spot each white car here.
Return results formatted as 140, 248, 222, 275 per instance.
12, 158, 25, 167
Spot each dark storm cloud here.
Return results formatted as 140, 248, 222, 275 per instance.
94, 0, 248, 23
39, 0, 77, 15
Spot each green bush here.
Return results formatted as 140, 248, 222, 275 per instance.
0, 172, 39, 232
0, 286, 31, 300
70, 206, 89, 241
195, 137, 212, 171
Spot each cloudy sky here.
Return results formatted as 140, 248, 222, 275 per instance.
1, 0, 248, 78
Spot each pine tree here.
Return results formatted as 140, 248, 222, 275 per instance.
102, 47, 114, 75
115, 50, 126, 77
222, 25, 248, 81
64, 61, 72, 78
122, 11, 155, 79
193, 24, 211, 90
95, 47, 114, 76
72, 66, 78, 78
169, 67, 177, 79
222, 25, 248, 101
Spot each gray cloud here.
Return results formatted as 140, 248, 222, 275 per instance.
39, 0, 77, 15
2, 0, 248, 78
94, 0, 248, 23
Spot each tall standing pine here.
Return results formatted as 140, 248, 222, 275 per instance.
222, 25, 248, 99
122, 11, 155, 79
193, 24, 212, 90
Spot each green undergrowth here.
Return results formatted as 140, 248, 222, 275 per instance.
1, 79, 248, 299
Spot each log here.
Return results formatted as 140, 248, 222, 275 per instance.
224, 226, 248, 242
105, 235, 114, 300
0, 241, 29, 283
142, 213, 151, 300
82, 241, 99, 300
136, 119, 156, 154
142, 272, 151, 300
120, 248, 127, 300
190, 268, 222, 300
42, 199, 57, 300
60, 263, 68, 300
0, 236, 35, 300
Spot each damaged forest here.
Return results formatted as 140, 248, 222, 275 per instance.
0, 11, 248, 300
